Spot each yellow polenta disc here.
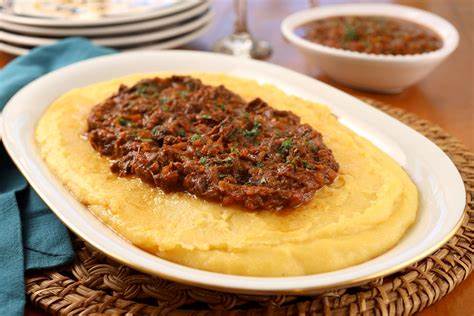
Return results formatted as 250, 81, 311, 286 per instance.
36, 73, 418, 276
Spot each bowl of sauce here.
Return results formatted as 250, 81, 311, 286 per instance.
299, 16, 443, 56
281, 4, 458, 93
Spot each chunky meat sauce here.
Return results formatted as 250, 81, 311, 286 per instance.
299, 16, 442, 55
87, 76, 339, 210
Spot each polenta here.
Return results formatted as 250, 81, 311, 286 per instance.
35, 73, 418, 276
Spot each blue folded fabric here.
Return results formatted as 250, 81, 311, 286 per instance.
0, 38, 115, 316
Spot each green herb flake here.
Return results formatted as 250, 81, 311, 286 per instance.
307, 141, 318, 152
230, 147, 240, 155
136, 84, 148, 96
118, 117, 132, 127
139, 137, 154, 142
126, 100, 136, 107
190, 133, 202, 142
199, 157, 207, 165
302, 160, 314, 170
202, 114, 212, 120
287, 158, 297, 168
243, 121, 261, 138
177, 128, 186, 137
343, 23, 358, 41
178, 90, 189, 98
162, 105, 169, 112
151, 126, 160, 136
279, 138, 293, 154
255, 161, 264, 168
363, 40, 372, 51
159, 97, 169, 104
218, 174, 227, 179
186, 81, 196, 90
148, 84, 158, 91
227, 128, 240, 141
221, 157, 233, 164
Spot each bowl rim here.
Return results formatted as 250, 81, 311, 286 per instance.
281, 3, 459, 62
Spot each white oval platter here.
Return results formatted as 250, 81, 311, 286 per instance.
1, 51, 465, 294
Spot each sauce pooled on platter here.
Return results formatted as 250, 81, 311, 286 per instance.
298, 16, 442, 55
87, 76, 338, 210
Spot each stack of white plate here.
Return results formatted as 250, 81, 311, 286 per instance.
0, 0, 213, 55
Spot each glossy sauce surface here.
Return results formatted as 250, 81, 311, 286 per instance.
87, 76, 338, 210
298, 15, 443, 55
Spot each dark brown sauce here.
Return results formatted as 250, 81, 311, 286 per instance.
87, 76, 338, 210
297, 15, 442, 55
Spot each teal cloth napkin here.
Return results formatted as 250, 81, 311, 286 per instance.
0, 38, 115, 315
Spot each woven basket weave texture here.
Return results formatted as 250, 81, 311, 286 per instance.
26, 101, 473, 315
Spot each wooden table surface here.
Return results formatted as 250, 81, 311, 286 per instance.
1, 0, 472, 315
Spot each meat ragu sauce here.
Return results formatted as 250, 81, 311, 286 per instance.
298, 16, 442, 55
87, 76, 339, 210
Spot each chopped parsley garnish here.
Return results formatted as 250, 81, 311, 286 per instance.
227, 128, 240, 141
363, 40, 372, 50
190, 133, 202, 142
179, 90, 189, 97
344, 23, 358, 41
136, 85, 148, 96
199, 157, 207, 165
177, 128, 186, 137
159, 97, 169, 104
139, 137, 154, 142
219, 157, 233, 164
202, 114, 212, 119
186, 81, 196, 90
279, 138, 293, 154
136, 83, 158, 96
230, 147, 240, 155
118, 117, 133, 127
255, 161, 264, 168
287, 158, 297, 168
307, 141, 318, 152
217, 103, 226, 110
243, 121, 261, 138
162, 105, 169, 112
151, 126, 160, 136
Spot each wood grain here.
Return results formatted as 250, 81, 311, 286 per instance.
1, 0, 471, 315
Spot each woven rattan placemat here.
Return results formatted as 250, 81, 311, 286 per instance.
26, 100, 473, 315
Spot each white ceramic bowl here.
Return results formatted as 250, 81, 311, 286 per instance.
281, 3, 459, 93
